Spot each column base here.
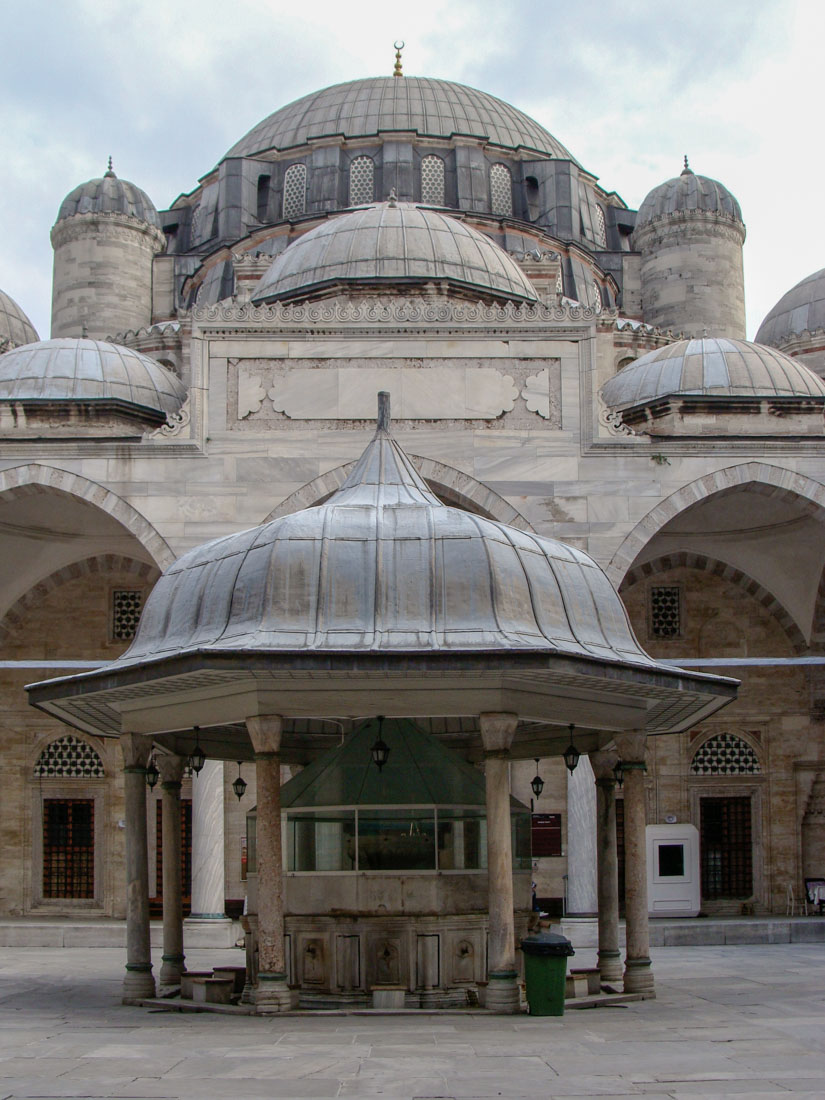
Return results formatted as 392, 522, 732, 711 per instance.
183, 916, 235, 948
122, 964, 156, 1004
484, 970, 521, 1014
159, 953, 186, 986
597, 948, 623, 985
254, 972, 297, 1014
623, 956, 656, 997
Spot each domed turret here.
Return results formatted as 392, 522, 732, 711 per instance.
756, 267, 825, 379
252, 201, 539, 304
0, 289, 39, 351
50, 159, 166, 340
632, 158, 746, 339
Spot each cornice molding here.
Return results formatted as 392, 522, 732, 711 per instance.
51, 213, 166, 251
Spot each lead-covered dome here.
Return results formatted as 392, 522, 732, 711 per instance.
601, 337, 825, 409
253, 202, 539, 303
0, 338, 186, 417
635, 162, 743, 229
0, 289, 38, 349
55, 163, 161, 229
122, 397, 653, 664
226, 76, 578, 163
756, 268, 825, 347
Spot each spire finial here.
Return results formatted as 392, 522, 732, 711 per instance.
105, 155, 116, 178
681, 154, 692, 175
377, 391, 391, 432
387, 187, 398, 208
393, 40, 404, 78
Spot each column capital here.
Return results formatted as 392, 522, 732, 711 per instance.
614, 730, 647, 765
247, 714, 283, 755
157, 752, 185, 786
479, 711, 518, 754
119, 732, 152, 770
589, 748, 619, 781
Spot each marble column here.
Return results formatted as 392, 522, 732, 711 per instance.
480, 711, 520, 1014
120, 732, 155, 1003
615, 730, 655, 997
247, 714, 295, 1013
589, 750, 623, 986
188, 758, 227, 921
566, 753, 598, 916
158, 753, 186, 986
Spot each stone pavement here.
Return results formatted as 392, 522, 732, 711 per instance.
1, 944, 824, 1099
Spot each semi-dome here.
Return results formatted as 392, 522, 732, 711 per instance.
601, 337, 825, 410
0, 338, 186, 417
226, 76, 578, 163
122, 395, 653, 663
635, 160, 743, 229
0, 289, 38, 349
56, 162, 161, 229
252, 201, 539, 303
756, 268, 825, 347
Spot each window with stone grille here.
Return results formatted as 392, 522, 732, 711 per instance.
112, 588, 143, 641
421, 155, 445, 205
650, 585, 681, 638
490, 163, 513, 216
691, 733, 761, 776
592, 280, 603, 312
282, 163, 307, 220
34, 735, 105, 779
594, 205, 607, 248
43, 799, 94, 898
349, 156, 374, 206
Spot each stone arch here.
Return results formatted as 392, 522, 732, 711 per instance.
264, 455, 536, 531
620, 551, 807, 653
0, 554, 161, 643
607, 462, 825, 587
0, 464, 175, 569
689, 730, 763, 776
32, 733, 107, 779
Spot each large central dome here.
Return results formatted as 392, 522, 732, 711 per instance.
226, 76, 578, 163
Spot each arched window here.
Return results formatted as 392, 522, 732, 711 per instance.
256, 174, 271, 222
691, 733, 761, 776
282, 163, 307, 220
594, 205, 607, 248
421, 155, 445, 206
349, 156, 374, 206
525, 176, 539, 221
490, 163, 513, 216
592, 280, 603, 312
34, 735, 105, 779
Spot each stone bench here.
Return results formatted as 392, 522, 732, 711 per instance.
212, 965, 246, 997
190, 976, 235, 1005
371, 985, 406, 1009
569, 967, 601, 995
565, 972, 589, 999
180, 971, 214, 999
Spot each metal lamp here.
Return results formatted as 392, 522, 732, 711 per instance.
370, 715, 390, 772
613, 760, 624, 788
188, 726, 206, 775
530, 758, 544, 798
563, 724, 580, 775
232, 761, 247, 800
145, 754, 159, 790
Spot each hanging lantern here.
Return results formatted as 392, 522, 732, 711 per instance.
188, 726, 206, 775
145, 754, 159, 790
563, 724, 580, 775
530, 758, 544, 798
232, 761, 247, 801
370, 715, 390, 772
613, 760, 624, 788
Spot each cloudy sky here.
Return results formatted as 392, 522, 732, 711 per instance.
1, 0, 821, 339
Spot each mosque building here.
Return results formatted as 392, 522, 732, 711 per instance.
2, 55, 824, 1009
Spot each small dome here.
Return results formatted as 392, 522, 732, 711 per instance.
0, 338, 186, 417
601, 337, 825, 410
253, 202, 539, 303
0, 289, 39, 349
635, 161, 743, 229
56, 163, 161, 229
756, 268, 825, 346
122, 399, 653, 663
226, 76, 578, 163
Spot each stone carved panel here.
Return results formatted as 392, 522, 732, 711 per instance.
231, 358, 560, 425
300, 936, 327, 985
370, 937, 402, 986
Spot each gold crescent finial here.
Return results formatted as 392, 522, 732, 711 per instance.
393, 40, 405, 78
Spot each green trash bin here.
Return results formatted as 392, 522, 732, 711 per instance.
521, 931, 575, 1016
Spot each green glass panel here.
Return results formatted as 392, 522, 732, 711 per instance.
286, 811, 355, 871
357, 809, 435, 870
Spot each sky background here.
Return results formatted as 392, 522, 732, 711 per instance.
1, 0, 821, 340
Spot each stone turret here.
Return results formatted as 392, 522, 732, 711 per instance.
50, 160, 166, 338
632, 158, 746, 339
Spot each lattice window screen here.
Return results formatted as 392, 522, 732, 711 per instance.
283, 163, 307, 220
594, 205, 607, 248
691, 733, 761, 776
555, 267, 564, 295
592, 280, 603, 312
349, 157, 375, 205
650, 585, 681, 637
421, 156, 445, 205
112, 589, 143, 641
35, 735, 105, 778
489, 164, 513, 216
